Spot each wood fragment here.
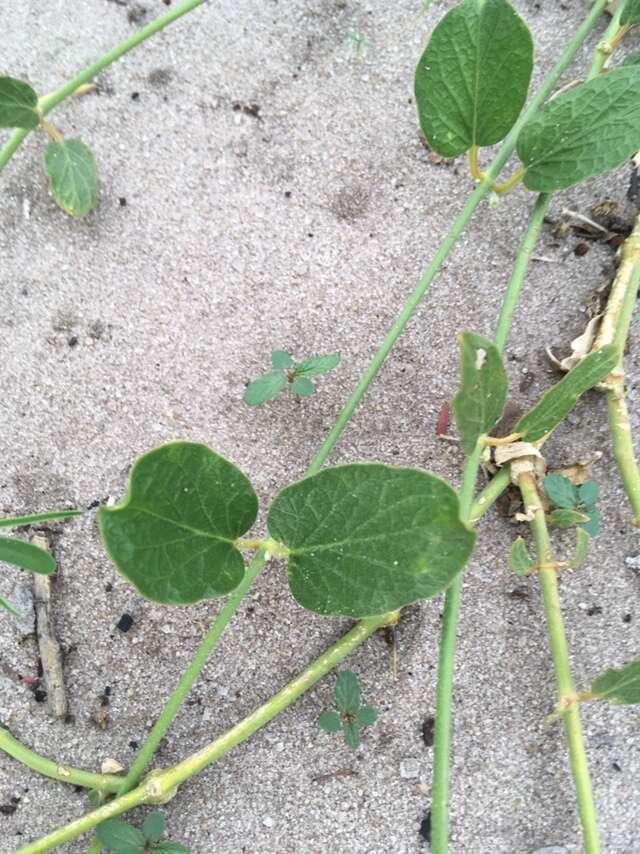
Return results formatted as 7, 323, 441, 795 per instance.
31, 534, 68, 719
311, 767, 358, 783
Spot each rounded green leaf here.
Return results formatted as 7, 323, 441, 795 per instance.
591, 659, 640, 705
579, 508, 601, 538
548, 509, 589, 528
295, 354, 341, 377
98, 442, 258, 605
509, 536, 533, 576
335, 670, 360, 714
0, 536, 55, 575
517, 67, 640, 192
453, 332, 507, 454
243, 371, 287, 406
271, 350, 294, 370
268, 464, 476, 618
317, 710, 341, 733
414, 0, 533, 157
0, 77, 40, 129
343, 720, 361, 750
142, 811, 165, 841
96, 819, 145, 853
577, 481, 599, 507
290, 376, 315, 397
544, 474, 579, 510
356, 706, 377, 727
43, 139, 98, 216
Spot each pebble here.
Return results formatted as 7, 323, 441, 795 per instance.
400, 758, 420, 780
532, 847, 569, 854
262, 816, 274, 828
625, 554, 640, 571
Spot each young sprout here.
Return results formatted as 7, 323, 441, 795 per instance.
243, 351, 341, 407
317, 670, 377, 750
96, 810, 189, 853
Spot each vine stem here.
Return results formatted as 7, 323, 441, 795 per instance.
0, 0, 207, 174
518, 473, 600, 853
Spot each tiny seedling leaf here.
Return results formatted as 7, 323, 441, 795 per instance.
517, 67, 640, 192
509, 536, 533, 576
621, 0, 640, 26
290, 376, 315, 397
0, 537, 55, 575
98, 442, 258, 605
0, 77, 40, 128
96, 819, 146, 853
0, 510, 82, 529
414, 0, 533, 157
591, 659, 640, 705
577, 481, 599, 507
295, 354, 341, 377
335, 670, 361, 714
453, 332, 508, 454
544, 474, 579, 509
343, 720, 361, 750
268, 463, 476, 617
271, 350, 294, 370
142, 811, 165, 841
548, 509, 589, 528
580, 508, 601, 538
0, 596, 21, 618
515, 346, 617, 443
154, 843, 190, 853
243, 371, 287, 406
43, 139, 98, 216
356, 706, 377, 727
317, 710, 341, 733
571, 527, 590, 568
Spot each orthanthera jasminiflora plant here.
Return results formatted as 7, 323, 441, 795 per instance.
2, 2, 640, 853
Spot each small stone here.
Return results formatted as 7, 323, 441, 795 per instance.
262, 816, 274, 828
116, 613, 134, 633
101, 758, 124, 774
532, 847, 569, 854
400, 758, 420, 780
625, 554, 640, 571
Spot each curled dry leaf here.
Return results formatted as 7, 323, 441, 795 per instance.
101, 758, 125, 774
494, 442, 546, 485
546, 315, 602, 372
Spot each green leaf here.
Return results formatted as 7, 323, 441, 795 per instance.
414, 0, 533, 157
356, 705, 377, 727
543, 474, 579, 509
515, 346, 618, 443
517, 67, 640, 192
143, 812, 165, 841
571, 527, 590, 568
0, 510, 82, 529
343, 720, 361, 750
621, 0, 640, 26
268, 463, 476, 618
579, 508, 601, 538
0, 77, 40, 129
43, 139, 98, 216
577, 481, 599, 507
0, 596, 21, 618
243, 371, 287, 406
98, 442, 258, 605
154, 843, 190, 853
271, 350, 294, 370
591, 659, 640, 705
509, 536, 533, 576
294, 354, 341, 377
453, 332, 508, 454
548, 509, 589, 528
335, 670, 360, 714
96, 819, 145, 853
317, 710, 341, 733
290, 376, 315, 397
0, 537, 55, 575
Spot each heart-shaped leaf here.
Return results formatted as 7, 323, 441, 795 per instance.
43, 139, 98, 216
96, 819, 146, 853
243, 371, 287, 406
591, 659, 640, 705
268, 464, 476, 618
0, 537, 55, 575
453, 332, 507, 454
335, 670, 360, 714
517, 67, 640, 192
0, 77, 40, 129
414, 0, 533, 157
98, 442, 258, 605
515, 346, 617, 443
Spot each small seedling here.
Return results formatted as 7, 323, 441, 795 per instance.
96, 811, 189, 854
345, 21, 374, 58
544, 474, 601, 537
317, 670, 377, 749
243, 351, 340, 406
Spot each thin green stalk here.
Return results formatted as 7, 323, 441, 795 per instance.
0, 0, 207, 174
518, 473, 600, 854
0, 727, 122, 793
0, 509, 82, 528
588, 3, 624, 77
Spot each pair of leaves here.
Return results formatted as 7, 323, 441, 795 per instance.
544, 474, 601, 537
96, 811, 188, 854
509, 527, 590, 576
317, 670, 377, 750
244, 351, 340, 406
415, 1, 640, 192
98, 442, 476, 618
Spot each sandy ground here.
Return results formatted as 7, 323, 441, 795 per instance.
1, 1, 639, 852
